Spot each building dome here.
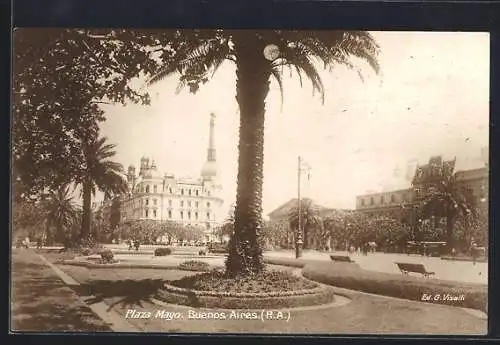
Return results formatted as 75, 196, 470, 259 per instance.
201, 160, 217, 179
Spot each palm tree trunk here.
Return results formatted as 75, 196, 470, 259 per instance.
225, 34, 271, 277
81, 180, 93, 241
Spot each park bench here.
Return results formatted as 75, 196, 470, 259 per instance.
395, 262, 435, 278
330, 255, 354, 263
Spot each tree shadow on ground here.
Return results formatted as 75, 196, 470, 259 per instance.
11, 251, 112, 332
74, 279, 165, 312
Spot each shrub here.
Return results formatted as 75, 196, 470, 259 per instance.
178, 260, 211, 272
302, 261, 487, 312
99, 249, 115, 263
155, 247, 172, 256
199, 250, 206, 256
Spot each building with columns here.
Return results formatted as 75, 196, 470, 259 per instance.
98, 113, 224, 243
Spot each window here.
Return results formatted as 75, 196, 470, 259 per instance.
153, 199, 157, 206
145, 185, 150, 193
195, 212, 198, 220
196, 190, 199, 196
206, 222, 211, 229
153, 210, 157, 218
189, 189, 192, 196
207, 212, 210, 219
195, 201, 199, 208
208, 191, 211, 196
168, 210, 172, 218
207, 202, 211, 208
370, 197, 374, 205
145, 199, 149, 206
169, 187, 172, 193
188, 201, 191, 207
390, 194, 395, 203
180, 211, 184, 219
154, 185, 157, 193
188, 211, 191, 219
380, 196, 384, 204
168, 200, 172, 207
180, 201, 184, 207
181, 189, 184, 195
361, 199, 365, 206
145, 210, 149, 218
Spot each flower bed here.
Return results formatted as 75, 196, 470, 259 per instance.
302, 261, 487, 312
157, 270, 335, 309
178, 260, 211, 272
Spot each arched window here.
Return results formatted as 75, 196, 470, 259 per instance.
390, 194, 396, 203
206, 212, 210, 219
180, 200, 184, 207
153, 210, 157, 218
169, 187, 172, 193
195, 201, 199, 208
145, 185, 150, 193
181, 189, 184, 195
189, 189, 192, 196
168, 210, 172, 218
196, 190, 199, 196
207, 202, 211, 208
145, 209, 149, 218
188, 211, 191, 219
145, 199, 149, 206
153, 185, 157, 193
195, 212, 198, 220
180, 211, 184, 219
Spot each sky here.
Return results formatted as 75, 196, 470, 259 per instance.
97, 31, 490, 219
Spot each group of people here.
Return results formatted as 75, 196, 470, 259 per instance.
127, 239, 141, 251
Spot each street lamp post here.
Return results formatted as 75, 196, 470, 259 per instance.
295, 156, 311, 259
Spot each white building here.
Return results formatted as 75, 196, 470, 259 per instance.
114, 113, 224, 242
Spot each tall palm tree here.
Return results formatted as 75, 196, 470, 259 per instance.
148, 30, 380, 276
288, 199, 323, 249
44, 185, 79, 245
76, 136, 128, 241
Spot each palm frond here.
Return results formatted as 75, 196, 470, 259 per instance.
270, 68, 284, 112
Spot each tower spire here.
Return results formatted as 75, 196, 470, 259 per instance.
207, 112, 216, 162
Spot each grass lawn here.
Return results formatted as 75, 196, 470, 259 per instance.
10, 249, 112, 332
54, 261, 486, 334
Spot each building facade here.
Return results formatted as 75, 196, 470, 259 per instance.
356, 152, 488, 220
97, 113, 224, 242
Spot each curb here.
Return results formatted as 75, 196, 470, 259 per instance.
37, 254, 140, 332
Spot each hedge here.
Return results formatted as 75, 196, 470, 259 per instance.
155, 247, 172, 256
264, 257, 360, 270
302, 261, 487, 312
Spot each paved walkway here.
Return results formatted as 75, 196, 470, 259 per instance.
10, 249, 132, 332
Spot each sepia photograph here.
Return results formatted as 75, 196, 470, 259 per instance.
11, 29, 489, 335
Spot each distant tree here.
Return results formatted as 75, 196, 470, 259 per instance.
288, 199, 322, 249
43, 185, 79, 246
74, 136, 128, 240
419, 169, 474, 252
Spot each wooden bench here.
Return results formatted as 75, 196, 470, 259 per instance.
395, 262, 435, 278
330, 255, 354, 263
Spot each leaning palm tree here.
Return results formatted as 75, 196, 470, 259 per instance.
75, 136, 128, 241
288, 199, 323, 250
44, 185, 79, 245
148, 30, 380, 276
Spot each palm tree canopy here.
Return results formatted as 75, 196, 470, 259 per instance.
148, 30, 380, 104
76, 136, 128, 198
